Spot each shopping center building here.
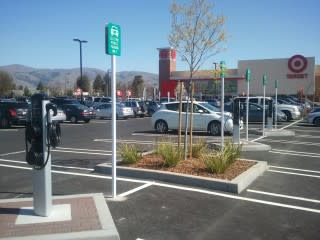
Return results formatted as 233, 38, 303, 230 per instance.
158, 47, 320, 100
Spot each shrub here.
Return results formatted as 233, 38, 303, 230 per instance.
156, 140, 183, 167
201, 140, 242, 174
191, 140, 208, 158
119, 144, 142, 164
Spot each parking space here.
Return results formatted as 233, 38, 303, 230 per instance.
0, 117, 319, 239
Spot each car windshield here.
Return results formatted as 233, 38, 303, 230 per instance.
198, 102, 220, 112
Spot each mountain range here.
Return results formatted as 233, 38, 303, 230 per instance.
0, 64, 158, 91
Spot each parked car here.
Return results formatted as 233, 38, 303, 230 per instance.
51, 97, 80, 107
151, 101, 234, 136
225, 102, 287, 123
95, 103, 134, 119
60, 104, 95, 123
92, 97, 112, 108
0, 100, 29, 128
123, 100, 147, 117
307, 108, 320, 126
145, 100, 161, 116
145, 100, 158, 115
233, 96, 301, 121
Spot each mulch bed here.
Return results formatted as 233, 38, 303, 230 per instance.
121, 154, 256, 181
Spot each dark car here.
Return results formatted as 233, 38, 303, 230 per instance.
60, 104, 95, 123
51, 97, 80, 107
123, 100, 147, 117
0, 101, 29, 128
145, 100, 160, 116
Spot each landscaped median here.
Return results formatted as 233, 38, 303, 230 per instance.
95, 159, 267, 194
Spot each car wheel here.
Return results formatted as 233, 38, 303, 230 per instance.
155, 120, 168, 133
208, 121, 221, 136
282, 110, 292, 122
0, 117, 10, 128
314, 117, 320, 127
70, 116, 78, 123
84, 119, 90, 123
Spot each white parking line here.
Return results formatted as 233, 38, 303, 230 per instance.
0, 150, 25, 156
269, 165, 320, 174
268, 169, 320, 178
52, 149, 112, 156
247, 189, 320, 203
0, 129, 18, 132
270, 149, 320, 157
56, 147, 111, 153
119, 182, 154, 197
270, 151, 320, 158
0, 162, 319, 214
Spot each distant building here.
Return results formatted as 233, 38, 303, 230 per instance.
158, 47, 320, 100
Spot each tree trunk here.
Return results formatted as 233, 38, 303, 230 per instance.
178, 81, 183, 148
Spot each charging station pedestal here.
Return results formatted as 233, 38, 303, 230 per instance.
233, 99, 240, 144
33, 99, 52, 217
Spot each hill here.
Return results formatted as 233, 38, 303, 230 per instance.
0, 64, 158, 91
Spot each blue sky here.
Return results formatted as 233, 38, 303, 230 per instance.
0, 0, 319, 74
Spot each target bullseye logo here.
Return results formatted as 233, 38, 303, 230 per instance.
288, 55, 307, 73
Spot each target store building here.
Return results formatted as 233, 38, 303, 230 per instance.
158, 47, 320, 99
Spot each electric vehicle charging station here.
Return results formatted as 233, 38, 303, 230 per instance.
25, 93, 61, 217
232, 98, 241, 144
267, 99, 273, 130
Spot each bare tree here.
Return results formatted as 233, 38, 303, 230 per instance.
169, 0, 226, 158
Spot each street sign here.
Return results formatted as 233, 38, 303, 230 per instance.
106, 23, 121, 56
245, 69, 251, 82
263, 74, 268, 86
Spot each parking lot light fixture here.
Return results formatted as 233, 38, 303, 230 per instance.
73, 38, 88, 102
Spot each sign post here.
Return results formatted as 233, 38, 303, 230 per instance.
220, 61, 226, 149
245, 69, 251, 141
106, 22, 121, 198
262, 75, 268, 136
275, 80, 278, 129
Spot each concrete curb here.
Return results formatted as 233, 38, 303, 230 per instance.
207, 140, 271, 152
95, 160, 268, 194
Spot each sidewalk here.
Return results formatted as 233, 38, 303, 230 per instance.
0, 193, 119, 240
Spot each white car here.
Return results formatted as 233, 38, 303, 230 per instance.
95, 103, 133, 119
307, 108, 320, 126
151, 101, 234, 136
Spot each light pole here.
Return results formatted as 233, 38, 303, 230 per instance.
73, 38, 87, 102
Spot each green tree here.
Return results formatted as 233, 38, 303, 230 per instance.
131, 75, 144, 98
0, 70, 15, 96
169, 0, 226, 156
23, 86, 31, 96
36, 81, 46, 92
76, 74, 90, 92
103, 71, 111, 96
93, 74, 104, 95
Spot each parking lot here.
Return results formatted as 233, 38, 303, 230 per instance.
0, 117, 319, 239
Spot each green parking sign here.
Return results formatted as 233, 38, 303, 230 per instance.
106, 23, 121, 56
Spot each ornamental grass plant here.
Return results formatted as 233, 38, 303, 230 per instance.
156, 139, 183, 167
201, 140, 242, 174
119, 143, 142, 164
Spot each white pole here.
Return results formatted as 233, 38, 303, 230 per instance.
167, 91, 170, 102
275, 86, 278, 129
111, 55, 117, 198
33, 100, 52, 217
220, 61, 225, 149
246, 81, 249, 141
262, 85, 266, 136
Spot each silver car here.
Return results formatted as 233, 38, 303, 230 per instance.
95, 103, 133, 119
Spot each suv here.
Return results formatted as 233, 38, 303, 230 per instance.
123, 100, 147, 117
0, 101, 29, 128
233, 96, 301, 121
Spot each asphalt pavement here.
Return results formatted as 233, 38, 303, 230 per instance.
0, 117, 319, 239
